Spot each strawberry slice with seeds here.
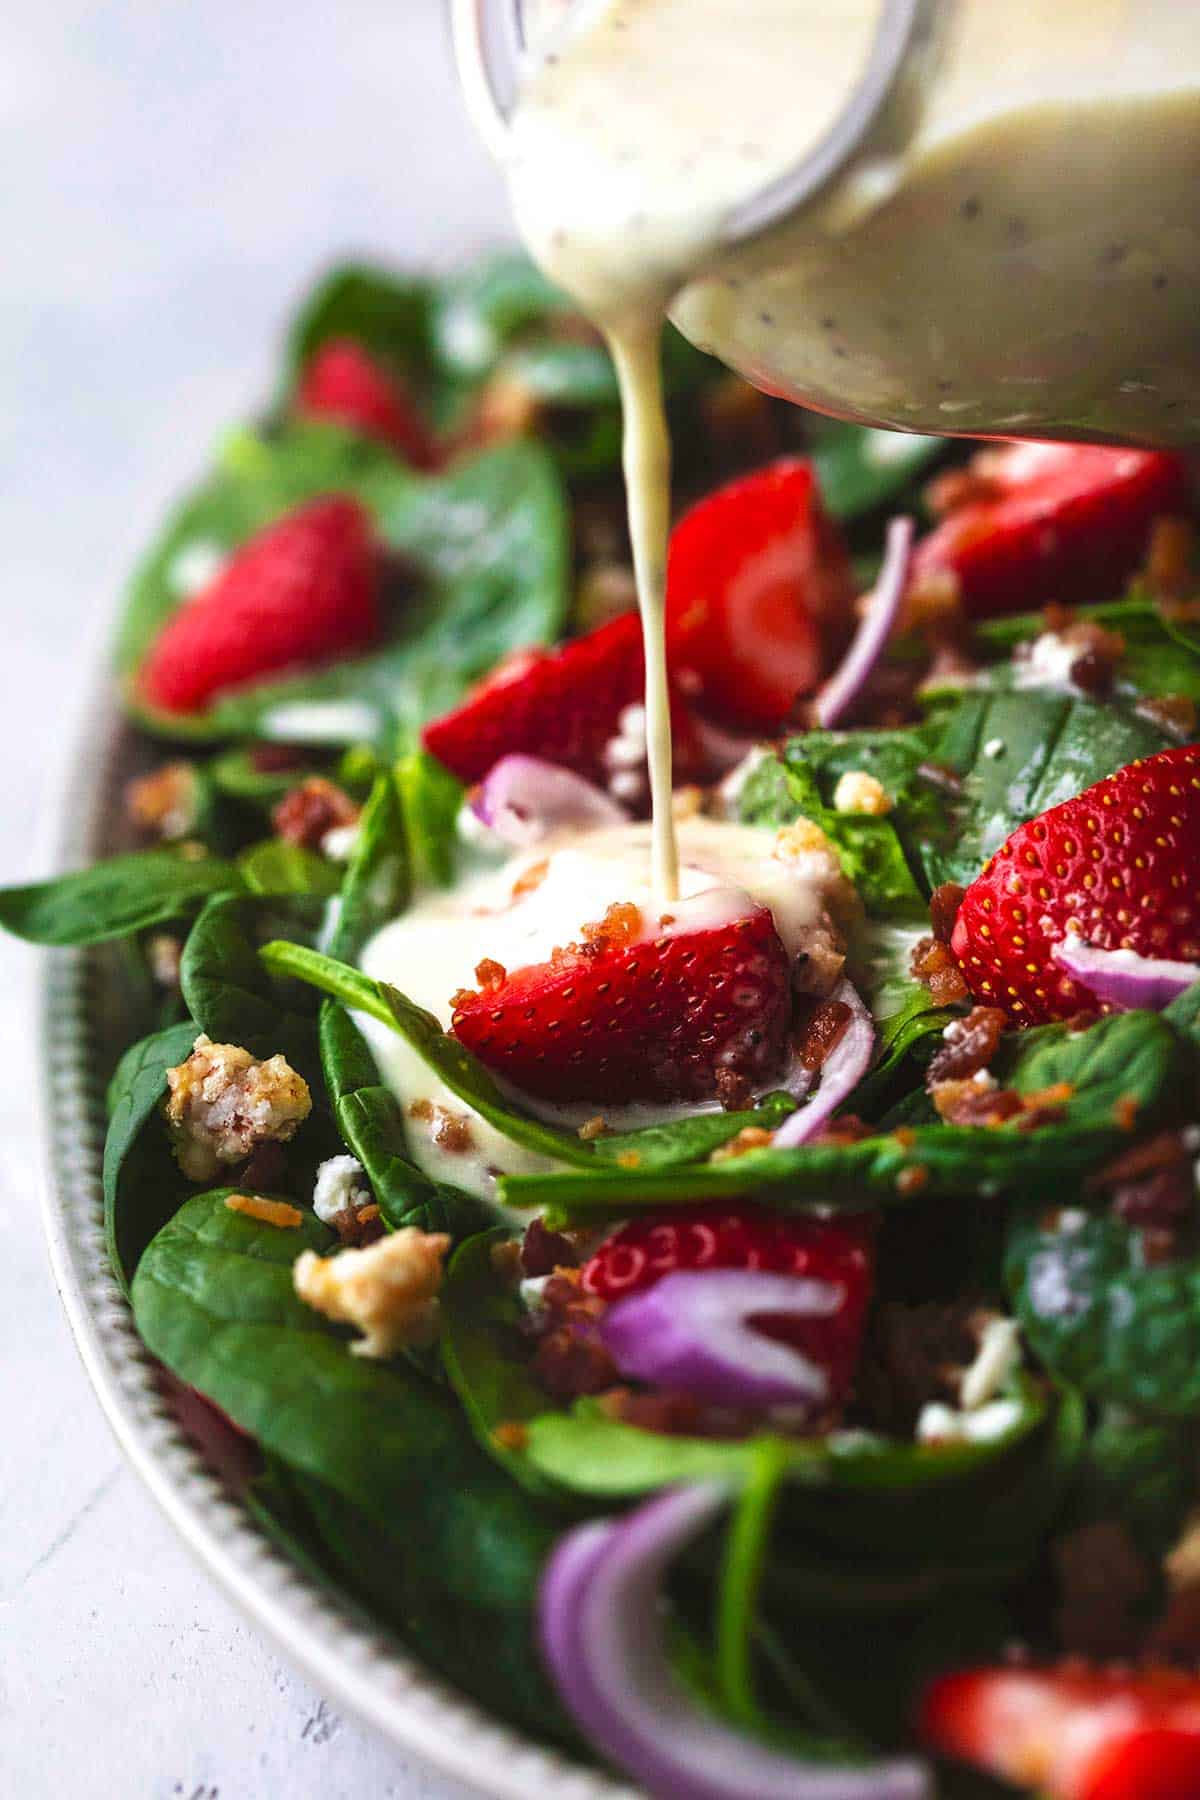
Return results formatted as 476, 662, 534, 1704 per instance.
296, 337, 437, 468
919, 1663, 1200, 1800
450, 899, 791, 1106
421, 611, 704, 793
581, 1201, 875, 1407
951, 743, 1200, 1024
910, 443, 1191, 619
138, 496, 379, 715
666, 457, 856, 731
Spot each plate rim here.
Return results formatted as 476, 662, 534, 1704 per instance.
34, 673, 636, 1800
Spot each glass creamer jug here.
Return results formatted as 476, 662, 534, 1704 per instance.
454, 0, 1200, 447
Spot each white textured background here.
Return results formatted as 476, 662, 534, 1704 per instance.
1, 5, 515, 1794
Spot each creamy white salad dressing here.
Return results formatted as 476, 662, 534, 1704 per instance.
361, 817, 854, 1200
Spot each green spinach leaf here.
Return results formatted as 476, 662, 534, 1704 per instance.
805, 421, 946, 523
322, 771, 410, 962
180, 895, 320, 1069
283, 262, 434, 391
103, 1019, 199, 1292
0, 849, 243, 946
395, 749, 464, 889
237, 840, 343, 898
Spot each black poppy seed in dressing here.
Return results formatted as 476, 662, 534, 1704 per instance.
960, 195, 981, 220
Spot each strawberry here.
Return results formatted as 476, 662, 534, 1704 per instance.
951, 744, 1200, 1024
581, 1201, 875, 1405
450, 900, 791, 1106
910, 443, 1191, 619
665, 457, 856, 731
421, 611, 704, 792
918, 1663, 1200, 1800
296, 337, 437, 468
139, 496, 379, 715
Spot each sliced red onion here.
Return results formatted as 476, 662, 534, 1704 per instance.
600, 1269, 838, 1410
469, 753, 628, 845
539, 1483, 932, 1800
772, 978, 875, 1149
1052, 935, 1199, 1012
815, 516, 914, 729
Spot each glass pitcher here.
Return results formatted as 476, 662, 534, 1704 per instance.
454, 0, 1200, 446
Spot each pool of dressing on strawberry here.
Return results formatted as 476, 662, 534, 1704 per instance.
359, 815, 857, 1202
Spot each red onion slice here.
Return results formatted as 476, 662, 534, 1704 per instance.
772, 978, 875, 1149
600, 1268, 838, 1410
815, 517, 914, 729
539, 1483, 932, 1800
469, 753, 629, 845
1052, 935, 1199, 1013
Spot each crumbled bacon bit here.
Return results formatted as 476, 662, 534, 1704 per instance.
511, 857, 549, 901
1023, 1082, 1075, 1111
715, 1068, 754, 1112
492, 1421, 530, 1453
578, 1115, 608, 1142
250, 743, 306, 774
616, 1150, 641, 1170
530, 1327, 619, 1401
408, 1099, 433, 1122
910, 934, 970, 1005
892, 1127, 917, 1150
474, 957, 507, 990
1093, 1130, 1196, 1233
854, 1299, 980, 1434
1136, 694, 1198, 742
329, 1203, 386, 1248
1142, 515, 1196, 603
271, 777, 359, 850
928, 1005, 1007, 1085
579, 900, 643, 953
431, 1107, 474, 1153
521, 1216, 579, 1278
815, 1113, 872, 1146
224, 1194, 303, 1229
929, 882, 967, 945
1114, 1095, 1141, 1132
1068, 649, 1115, 696
711, 1126, 775, 1163
125, 762, 197, 841
793, 997, 851, 1072
931, 1081, 1025, 1127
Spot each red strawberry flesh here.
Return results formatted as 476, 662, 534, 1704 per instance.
450, 899, 791, 1106
296, 337, 437, 468
138, 496, 380, 716
951, 743, 1200, 1024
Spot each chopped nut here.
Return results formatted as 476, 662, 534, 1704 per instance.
579, 900, 643, 953
711, 1126, 775, 1162
928, 1006, 1008, 1084
224, 1194, 303, 1229
163, 1035, 311, 1182
833, 770, 891, 816
293, 1227, 450, 1359
578, 1115, 608, 1142
271, 777, 360, 850
910, 934, 970, 1004
431, 1107, 474, 1154
774, 818, 833, 861
492, 1421, 530, 1453
125, 762, 198, 841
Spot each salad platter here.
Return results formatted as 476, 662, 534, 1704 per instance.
22, 250, 1200, 1800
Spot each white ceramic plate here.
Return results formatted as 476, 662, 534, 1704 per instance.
36, 683, 637, 1800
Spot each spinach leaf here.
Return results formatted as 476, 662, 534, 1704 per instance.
0, 848, 242, 946
805, 421, 946, 523
440, 1227, 562, 1494
318, 1002, 492, 1240
593, 1093, 799, 1170
715, 1438, 791, 1732
237, 840, 343, 897
120, 428, 570, 752
739, 734, 932, 921
395, 749, 463, 889
103, 1019, 199, 1292
208, 745, 326, 810
919, 687, 1172, 888
851, 922, 957, 1119
1007, 1210, 1200, 1418
1165, 979, 1200, 1049
977, 596, 1200, 703
131, 1191, 571, 1741
1070, 1406, 1196, 1557
432, 252, 573, 381
260, 940, 595, 1167
283, 262, 434, 391
180, 895, 320, 1069
322, 771, 410, 962
506, 1010, 1187, 1223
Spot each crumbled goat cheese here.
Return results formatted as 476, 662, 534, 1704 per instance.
293, 1227, 450, 1359
959, 1316, 1023, 1411
519, 1274, 554, 1318
833, 770, 891, 816
321, 822, 362, 863
312, 1155, 371, 1225
1014, 630, 1084, 691
983, 737, 1006, 760
916, 1397, 1025, 1446
163, 1035, 311, 1182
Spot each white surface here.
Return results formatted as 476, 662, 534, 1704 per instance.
0, 5, 512, 1794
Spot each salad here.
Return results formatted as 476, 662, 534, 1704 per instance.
9, 253, 1200, 1800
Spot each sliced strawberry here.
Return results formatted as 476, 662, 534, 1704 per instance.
951, 743, 1200, 1024
910, 443, 1191, 619
665, 457, 856, 731
581, 1201, 875, 1405
918, 1663, 1200, 1800
450, 900, 791, 1106
421, 611, 703, 793
296, 337, 437, 468
139, 496, 379, 715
